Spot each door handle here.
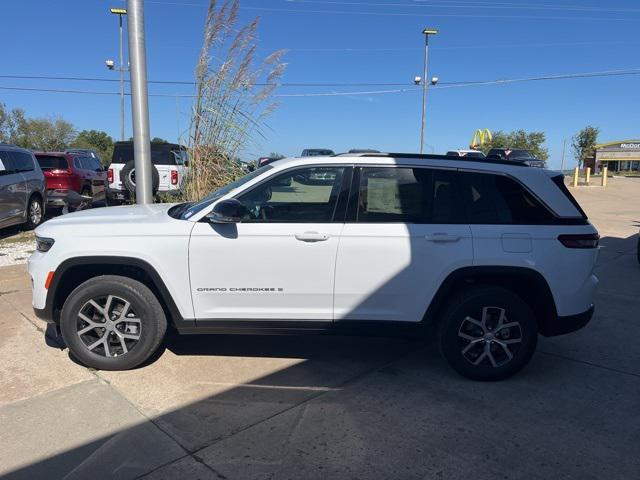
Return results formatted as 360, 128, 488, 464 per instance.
425, 233, 460, 243
295, 231, 329, 242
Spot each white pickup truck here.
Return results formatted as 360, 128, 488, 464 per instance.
106, 141, 189, 203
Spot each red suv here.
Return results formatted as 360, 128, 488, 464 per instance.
34, 152, 107, 208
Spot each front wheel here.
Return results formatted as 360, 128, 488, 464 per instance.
60, 275, 167, 370
437, 285, 538, 381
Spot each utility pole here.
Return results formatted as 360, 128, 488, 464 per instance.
420, 28, 438, 154
109, 8, 128, 141
561, 138, 567, 171
127, 0, 153, 204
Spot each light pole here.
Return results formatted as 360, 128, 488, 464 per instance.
420, 27, 438, 154
109, 7, 128, 141
127, 0, 154, 204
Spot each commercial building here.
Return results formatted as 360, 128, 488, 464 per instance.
588, 140, 640, 173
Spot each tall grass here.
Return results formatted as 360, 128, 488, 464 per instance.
182, 0, 286, 201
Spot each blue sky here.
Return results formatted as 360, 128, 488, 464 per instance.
2, 0, 639, 168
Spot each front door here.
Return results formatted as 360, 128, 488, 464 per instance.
0, 151, 26, 226
189, 165, 351, 322
334, 166, 473, 322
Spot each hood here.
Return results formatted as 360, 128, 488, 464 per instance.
35, 204, 182, 239
46, 203, 173, 225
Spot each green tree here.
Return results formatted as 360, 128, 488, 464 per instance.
71, 129, 114, 165
11, 116, 76, 151
269, 152, 285, 160
0, 103, 25, 143
481, 129, 549, 162
151, 137, 169, 143
571, 126, 599, 168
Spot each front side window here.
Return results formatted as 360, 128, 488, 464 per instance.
357, 167, 462, 224
237, 166, 345, 222
460, 171, 554, 224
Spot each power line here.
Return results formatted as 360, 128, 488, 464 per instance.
285, 0, 640, 14
141, 0, 640, 14
4, 65, 640, 88
1, 68, 638, 98
240, 6, 636, 22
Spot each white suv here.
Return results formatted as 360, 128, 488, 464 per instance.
106, 141, 189, 203
28, 153, 598, 380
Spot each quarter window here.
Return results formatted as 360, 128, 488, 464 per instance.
356, 167, 462, 224
460, 171, 554, 224
237, 166, 346, 222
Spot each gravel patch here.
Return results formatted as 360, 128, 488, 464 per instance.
0, 240, 35, 266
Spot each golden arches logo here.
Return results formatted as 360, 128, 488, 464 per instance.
470, 129, 492, 149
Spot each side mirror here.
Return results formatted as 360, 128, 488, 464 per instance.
206, 199, 247, 223
183, 160, 189, 167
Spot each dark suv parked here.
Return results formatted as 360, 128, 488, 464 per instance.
34, 152, 107, 208
0, 144, 46, 230
486, 148, 545, 168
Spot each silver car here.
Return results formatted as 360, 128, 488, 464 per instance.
0, 144, 46, 230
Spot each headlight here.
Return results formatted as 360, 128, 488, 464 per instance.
36, 237, 55, 253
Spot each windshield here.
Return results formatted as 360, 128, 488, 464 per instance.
181, 165, 272, 219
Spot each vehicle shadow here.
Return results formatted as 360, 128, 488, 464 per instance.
6, 193, 640, 478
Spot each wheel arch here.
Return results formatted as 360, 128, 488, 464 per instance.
423, 266, 559, 336
47, 256, 190, 329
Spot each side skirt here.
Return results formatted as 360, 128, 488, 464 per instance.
176, 319, 428, 337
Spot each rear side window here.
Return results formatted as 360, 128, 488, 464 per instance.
11, 151, 35, 172
36, 155, 69, 170
460, 171, 554, 224
356, 167, 463, 224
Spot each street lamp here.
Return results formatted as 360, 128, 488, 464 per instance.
420, 27, 438, 154
109, 7, 128, 141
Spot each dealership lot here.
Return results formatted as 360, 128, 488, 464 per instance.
0, 178, 639, 479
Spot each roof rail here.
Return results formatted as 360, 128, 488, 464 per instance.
335, 151, 530, 166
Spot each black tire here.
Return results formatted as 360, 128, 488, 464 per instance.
437, 285, 538, 381
60, 275, 167, 370
24, 195, 44, 229
120, 160, 160, 196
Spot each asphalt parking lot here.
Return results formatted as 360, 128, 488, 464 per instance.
0, 178, 639, 480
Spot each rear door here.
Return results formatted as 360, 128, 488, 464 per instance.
334, 166, 473, 322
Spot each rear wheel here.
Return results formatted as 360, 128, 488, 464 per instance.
24, 195, 43, 229
60, 275, 167, 370
437, 285, 538, 381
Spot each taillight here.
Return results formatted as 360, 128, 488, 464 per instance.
171, 170, 178, 185
107, 168, 114, 183
558, 233, 599, 249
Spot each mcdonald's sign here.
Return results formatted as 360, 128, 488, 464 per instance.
470, 129, 492, 149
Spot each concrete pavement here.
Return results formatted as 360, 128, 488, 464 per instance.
0, 178, 639, 479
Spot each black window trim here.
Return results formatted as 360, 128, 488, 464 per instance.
344, 164, 588, 226
231, 164, 355, 224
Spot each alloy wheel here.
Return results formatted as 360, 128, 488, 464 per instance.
457, 306, 523, 368
76, 295, 142, 358
29, 200, 42, 225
